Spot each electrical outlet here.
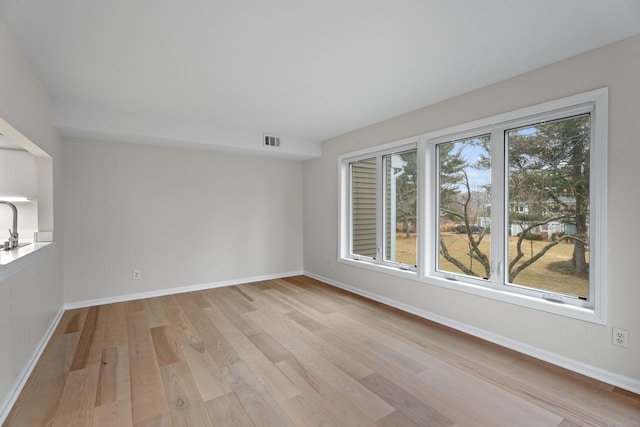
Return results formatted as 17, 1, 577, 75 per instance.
132, 269, 141, 280
612, 328, 629, 348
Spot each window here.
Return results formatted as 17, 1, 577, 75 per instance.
383, 150, 417, 267
505, 114, 592, 299
437, 134, 491, 280
427, 88, 607, 322
339, 89, 607, 322
340, 141, 418, 273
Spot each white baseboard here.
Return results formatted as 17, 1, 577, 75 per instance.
64, 270, 304, 310
304, 271, 640, 395
0, 308, 65, 426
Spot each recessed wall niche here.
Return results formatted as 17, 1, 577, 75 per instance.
0, 117, 53, 243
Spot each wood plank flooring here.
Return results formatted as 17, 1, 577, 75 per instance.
4, 275, 640, 426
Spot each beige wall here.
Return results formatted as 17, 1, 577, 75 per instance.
63, 139, 303, 303
0, 18, 64, 413
304, 35, 640, 387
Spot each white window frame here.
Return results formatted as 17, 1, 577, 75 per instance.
338, 88, 607, 324
338, 138, 419, 278
420, 88, 608, 324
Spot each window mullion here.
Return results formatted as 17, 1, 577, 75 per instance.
490, 126, 506, 288
376, 154, 384, 262
418, 139, 431, 279
347, 162, 354, 257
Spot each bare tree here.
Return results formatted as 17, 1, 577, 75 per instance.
439, 114, 590, 283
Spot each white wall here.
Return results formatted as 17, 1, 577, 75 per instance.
63, 139, 303, 303
0, 18, 64, 416
304, 34, 640, 389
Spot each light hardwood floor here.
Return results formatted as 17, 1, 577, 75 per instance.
4, 276, 640, 426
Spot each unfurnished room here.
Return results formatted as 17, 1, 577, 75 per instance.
1, 1, 640, 426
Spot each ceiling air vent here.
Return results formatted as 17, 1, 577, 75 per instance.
263, 134, 281, 148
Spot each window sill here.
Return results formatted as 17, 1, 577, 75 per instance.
339, 256, 604, 324
0, 241, 55, 282
422, 275, 604, 325
339, 257, 418, 280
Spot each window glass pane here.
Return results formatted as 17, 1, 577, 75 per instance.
437, 135, 491, 279
506, 114, 590, 299
350, 158, 377, 258
383, 150, 417, 266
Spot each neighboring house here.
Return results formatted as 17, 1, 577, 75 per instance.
351, 158, 377, 258
351, 155, 412, 261
509, 195, 583, 237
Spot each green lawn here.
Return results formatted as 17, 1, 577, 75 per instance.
395, 233, 588, 298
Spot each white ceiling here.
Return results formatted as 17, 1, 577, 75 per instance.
1, 1, 640, 159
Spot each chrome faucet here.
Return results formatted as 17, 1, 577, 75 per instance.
0, 201, 18, 249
